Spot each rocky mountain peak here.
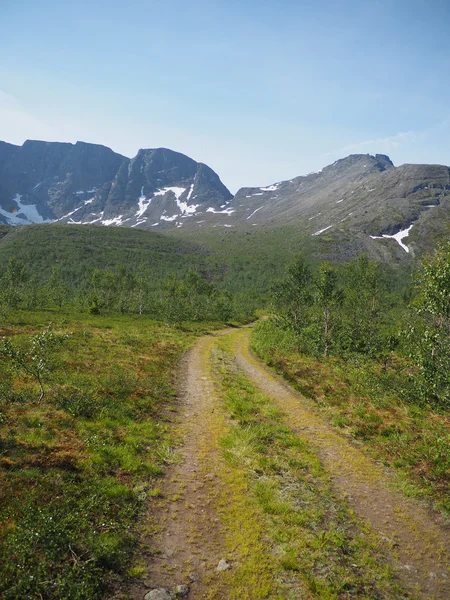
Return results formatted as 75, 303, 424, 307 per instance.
374, 154, 394, 169
326, 153, 394, 174
0, 140, 232, 229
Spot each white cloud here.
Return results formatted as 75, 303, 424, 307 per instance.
320, 119, 450, 170
323, 130, 421, 158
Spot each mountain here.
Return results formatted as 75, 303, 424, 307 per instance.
178, 153, 450, 260
0, 140, 232, 228
2, 139, 450, 261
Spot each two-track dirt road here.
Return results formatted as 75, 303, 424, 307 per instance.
130, 327, 450, 600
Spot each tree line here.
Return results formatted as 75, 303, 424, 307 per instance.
269, 246, 450, 408
0, 258, 249, 324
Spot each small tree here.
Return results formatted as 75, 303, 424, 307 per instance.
271, 253, 314, 336
115, 265, 136, 314
315, 263, 343, 358
407, 242, 450, 406
89, 295, 101, 315
1, 327, 67, 403
133, 272, 149, 315
341, 255, 385, 356
1, 257, 28, 309
159, 276, 189, 327
45, 267, 70, 309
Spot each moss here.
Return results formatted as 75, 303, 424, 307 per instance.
210, 334, 405, 599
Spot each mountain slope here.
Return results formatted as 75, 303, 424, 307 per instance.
181, 153, 450, 260
0, 140, 126, 224
0, 223, 212, 285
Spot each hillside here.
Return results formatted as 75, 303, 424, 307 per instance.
0, 223, 211, 286
0, 223, 315, 301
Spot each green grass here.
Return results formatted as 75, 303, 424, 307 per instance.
251, 319, 450, 515
0, 311, 212, 599
211, 336, 408, 599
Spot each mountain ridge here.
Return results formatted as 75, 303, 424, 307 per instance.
0, 140, 232, 228
1, 139, 450, 261
190, 152, 450, 259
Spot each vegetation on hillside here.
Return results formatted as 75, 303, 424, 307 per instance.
252, 247, 450, 513
0, 258, 251, 326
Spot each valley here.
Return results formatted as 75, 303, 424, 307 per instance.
0, 140, 449, 600
4, 1, 450, 598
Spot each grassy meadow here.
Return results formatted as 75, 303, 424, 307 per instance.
0, 222, 449, 599
0, 311, 219, 599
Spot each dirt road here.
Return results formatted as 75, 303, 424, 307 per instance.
131, 327, 450, 600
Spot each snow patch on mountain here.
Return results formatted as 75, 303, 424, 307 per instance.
102, 215, 126, 226
56, 206, 83, 222
136, 192, 152, 219
247, 206, 263, 219
153, 186, 186, 200
370, 224, 414, 253
151, 186, 199, 216
87, 212, 104, 224
313, 225, 333, 236
0, 194, 51, 225
206, 207, 235, 215
260, 184, 279, 192
176, 198, 199, 215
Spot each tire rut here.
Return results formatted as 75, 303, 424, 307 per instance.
233, 328, 450, 600
129, 331, 233, 600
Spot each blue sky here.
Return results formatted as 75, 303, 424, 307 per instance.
1, 0, 450, 191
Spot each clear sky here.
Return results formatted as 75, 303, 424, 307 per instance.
1, 0, 450, 192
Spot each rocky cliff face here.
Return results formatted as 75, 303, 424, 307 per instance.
0, 140, 126, 224
0, 141, 232, 228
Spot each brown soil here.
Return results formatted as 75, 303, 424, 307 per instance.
128, 331, 233, 600
233, 328, 450, 600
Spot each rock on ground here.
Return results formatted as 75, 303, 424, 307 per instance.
144, 589, 175, 600
216, 558, 231, 572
